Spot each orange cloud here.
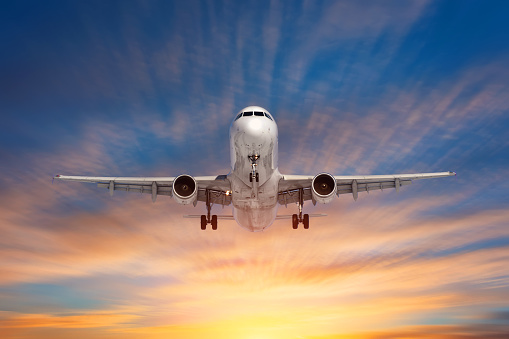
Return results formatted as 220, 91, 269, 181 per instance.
1, 110, 508, 339
0, 311, 139, 329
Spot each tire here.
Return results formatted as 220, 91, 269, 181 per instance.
292, 214, 298, 229
200, 215, 207, 230
303, 214, 309, 229
211, 215, 218, 230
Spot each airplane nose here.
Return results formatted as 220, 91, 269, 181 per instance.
232, 116, 274, 152
244, 118, 264, 137
242, 118, 269, 146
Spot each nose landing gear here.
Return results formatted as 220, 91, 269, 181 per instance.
248, 154, 260, 183
291, 188, 310, 229
249, 172, 259, 183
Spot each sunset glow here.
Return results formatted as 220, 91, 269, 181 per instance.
1, 1, 509, 338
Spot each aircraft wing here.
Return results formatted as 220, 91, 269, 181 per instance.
53, 174, 232, 205
277, 171, 456, 205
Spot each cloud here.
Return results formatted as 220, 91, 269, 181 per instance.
307, 323, 509, 339
1, 163, 508, 336
277, 1, 431, 91
0, 310, 139, 329
1, 2, 509, 338
276, 55, 509, 177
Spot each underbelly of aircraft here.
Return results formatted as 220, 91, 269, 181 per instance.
230, 172, 280, 232
233, 204, 278, 232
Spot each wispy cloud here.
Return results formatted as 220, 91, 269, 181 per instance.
1, 155, 508, 336
2, 1, 509, 338
0, 310, 139, 329
278, 56, 509, 176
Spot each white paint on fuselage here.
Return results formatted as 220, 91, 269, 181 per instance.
228, 106, 281, 232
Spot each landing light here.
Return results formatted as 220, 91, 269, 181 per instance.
226, 190, 231, 196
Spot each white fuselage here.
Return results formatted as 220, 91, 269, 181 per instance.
228, 106, 281, 232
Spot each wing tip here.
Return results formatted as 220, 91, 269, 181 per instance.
52, 174, 63, 184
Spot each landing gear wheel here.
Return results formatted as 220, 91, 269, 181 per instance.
292, 214, 298, 229
255, 173, 259, 182
200, 215, 207, 230
211, 215, 218, 230
303, 214, 309, 229
249, 173, 253, 182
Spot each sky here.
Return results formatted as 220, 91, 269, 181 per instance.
1, 0, 509, 338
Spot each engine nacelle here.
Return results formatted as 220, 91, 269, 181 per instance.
311, 173, 337, 204
172, 174, 198, 205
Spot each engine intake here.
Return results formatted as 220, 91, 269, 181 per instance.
311, 173, 336, 204
172, 174, 198, 205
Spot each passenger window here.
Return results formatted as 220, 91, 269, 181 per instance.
243, 111, 253, 116
254, 111, 264, 116
264, 113, 273, 121
235, 113, 243, 121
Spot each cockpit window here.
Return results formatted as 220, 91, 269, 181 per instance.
237, 110, 273, 120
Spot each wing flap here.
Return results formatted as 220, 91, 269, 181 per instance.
278, 187, 313, 206
196, 188, 232, 206
97, 183, 173, 196
336, 179, 411, 195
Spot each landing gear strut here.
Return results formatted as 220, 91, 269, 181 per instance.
248, 154, 260, 183
201, 189, 218, 230
292, 188, 309, 229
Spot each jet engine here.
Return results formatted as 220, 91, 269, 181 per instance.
311, 173, 337, 204
172, 174, 198, 205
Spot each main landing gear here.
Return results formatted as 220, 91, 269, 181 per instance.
292, 188, 310, 230
201, 214, 217, 230
201, 190, 218, 230
292, 213, 309, 229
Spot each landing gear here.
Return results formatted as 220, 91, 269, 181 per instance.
211, 215, 218, 230
303, 213, 309, 229
292, 214, 298, 229
291, 213, 310, 229
200, 214, 218, 230
248, 154, 260, 183
201, 215, 207, 230
291, 188, 310, 230
201, 189, 218, 230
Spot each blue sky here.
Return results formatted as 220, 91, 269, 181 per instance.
1, 1, 509, 338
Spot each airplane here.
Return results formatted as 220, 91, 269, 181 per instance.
54, 106, 456, 232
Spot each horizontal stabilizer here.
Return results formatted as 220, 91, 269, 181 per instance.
275, 214, 327, 220
183, 215, 235, 220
